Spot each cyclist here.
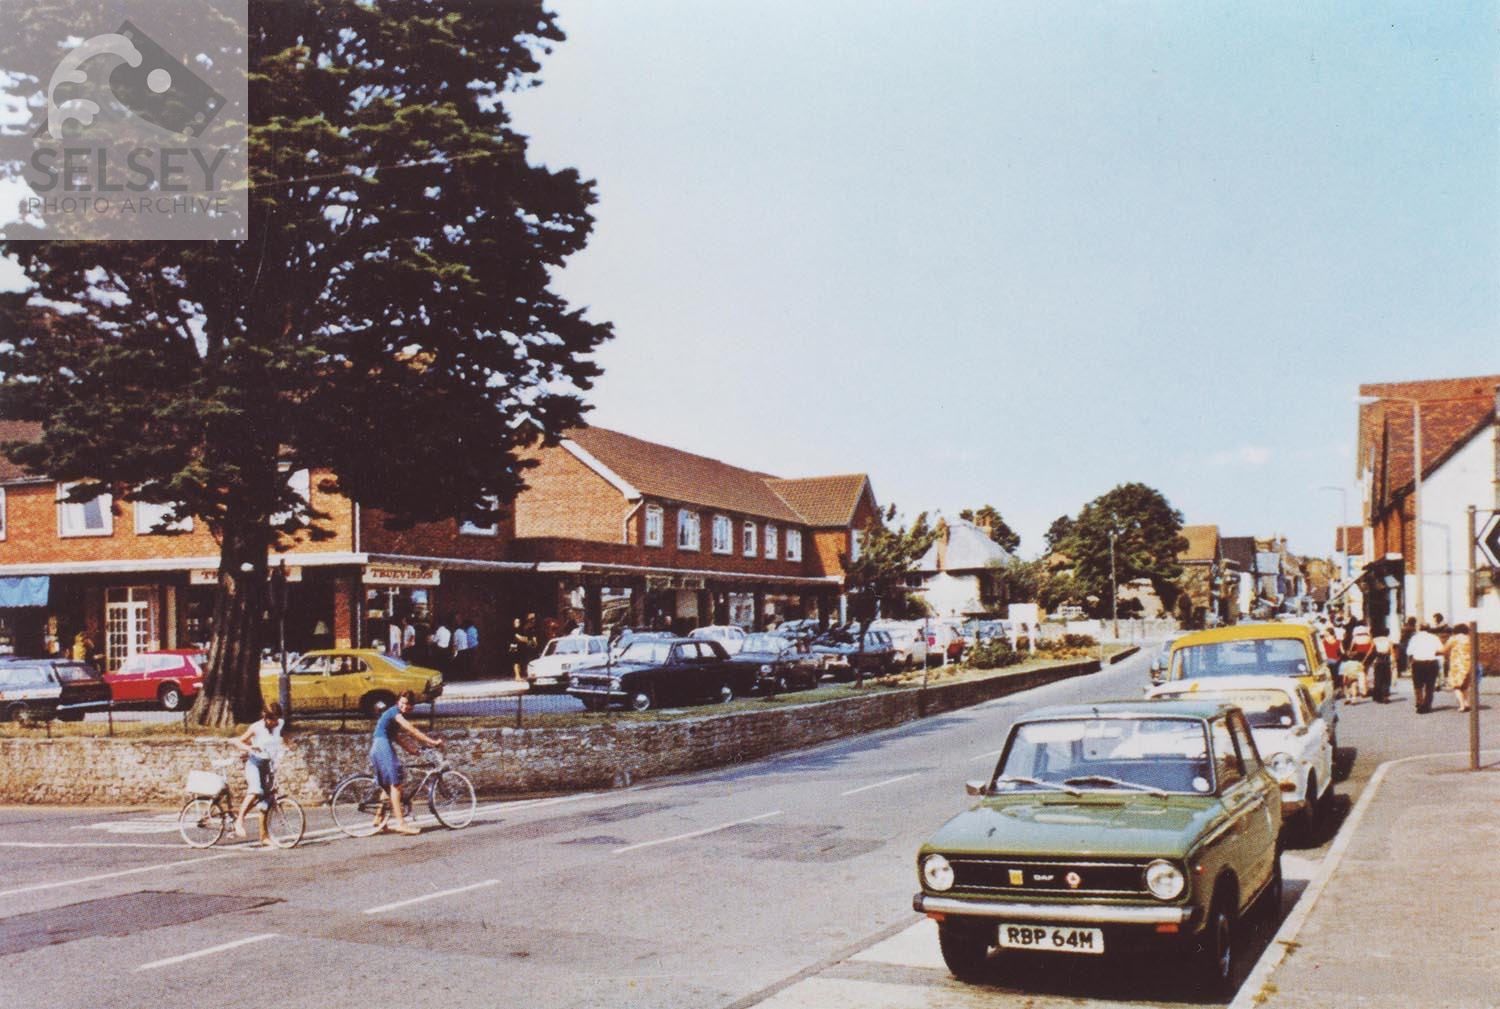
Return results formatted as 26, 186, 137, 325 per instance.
370, 690, 444, 835
232, 702, 286, 844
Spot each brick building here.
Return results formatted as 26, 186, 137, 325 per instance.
511, 427, 879, 633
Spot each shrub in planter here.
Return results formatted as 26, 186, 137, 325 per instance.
967, 639, 1024, 669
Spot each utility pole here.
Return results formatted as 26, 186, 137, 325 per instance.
1109, 529, 1119, 641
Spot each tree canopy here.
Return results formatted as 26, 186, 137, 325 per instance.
841, 505, 936, 629
1052, 483, 1187, 618
957, 504, 1020, 554
0, 2, 611, 724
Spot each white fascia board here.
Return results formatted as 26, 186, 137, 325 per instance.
560, 439, 640, 500
0, 552, 372, 577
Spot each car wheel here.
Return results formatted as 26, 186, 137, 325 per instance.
360, 692, 396, 718
937, 920, 993, 981
1257, 852, 1284, 926
628, 689, 653, 713
158, 683, 184, 712
1313, 780, 1335, 843
6, 702, 35, 725
1192, 890, 1237, 994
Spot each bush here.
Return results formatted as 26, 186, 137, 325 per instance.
1035, 633, 1098, 657
966, 639, 1025, 669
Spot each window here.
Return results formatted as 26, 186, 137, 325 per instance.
742, 521, 757, 557
1210, 718, 1243, 789
58, 482, 113, 537
644, 505, 664, 547
134, 499, 193, 534
850, 529, 863, 562
460, 494, 500, 536
764, 523, 778, 559
677, 509, 700, 551
786, 528, 802, 562
711, 514, 732, 554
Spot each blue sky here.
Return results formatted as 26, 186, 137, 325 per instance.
506, 1, 1498, 558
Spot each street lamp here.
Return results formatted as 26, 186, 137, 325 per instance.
1109, 529, 1118, 640
1354, 394, 1422, 624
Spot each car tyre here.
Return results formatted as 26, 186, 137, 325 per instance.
158, 683, 184, 712
1192, 890, 1237, 995
937, 921, 993, 981
628, 689, 653, 713
6, 702, 37, 726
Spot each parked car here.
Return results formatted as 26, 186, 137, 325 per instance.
913, 699, 1283, 994
812, 627, 897, 680
925, 620, 967, 663
689, 625, 748, 655
1149, 674, 1335, 842
105, 649, 205, 711
0, 661, 64, 724
729, 632, 823, 693
567, 637, 739, 712
260, 649, 442, 717
527, 634, 609, 692
1148, 633, 1187, 686
46, 659, 111, 719
1167, 623, 1339, 748
872, 621, 928, 668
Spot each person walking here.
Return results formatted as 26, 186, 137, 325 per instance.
1443, 624, 1475, 713
368, 691, 444, 835
1396, 616, 1417, 679
1368, 627, 1394, 704
449, 616, 469, 679
232, 702, 287, 845
1406, 623, 1443, 714
428, 618, 452, 673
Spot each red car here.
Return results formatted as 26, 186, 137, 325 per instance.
104, 650, 205, 711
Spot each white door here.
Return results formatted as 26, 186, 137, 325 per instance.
105, 587, 156, 673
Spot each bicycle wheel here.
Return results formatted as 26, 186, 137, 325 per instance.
178, 796, 225, 848
330, 774, 386, 838
265, 795, 306, 848
428, 770, 476, 829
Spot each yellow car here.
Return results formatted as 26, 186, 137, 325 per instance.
261, 649, 442, 717
1166, 623, 1339, 747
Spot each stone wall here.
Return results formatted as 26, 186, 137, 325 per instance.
0, 659, 1100, 806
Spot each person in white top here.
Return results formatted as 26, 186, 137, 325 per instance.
1405, 625, 1443, 714
232, 702, 287, 844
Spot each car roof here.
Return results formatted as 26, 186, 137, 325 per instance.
1148, 674, 1308, 697
1017, 698, 1232, 722
1171, 623, 1316, 650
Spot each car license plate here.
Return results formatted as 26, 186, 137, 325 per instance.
997, 924, 1104, 954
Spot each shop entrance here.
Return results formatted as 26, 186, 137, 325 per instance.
104, 586, 157, 672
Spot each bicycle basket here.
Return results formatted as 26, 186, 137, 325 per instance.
185, 770, 226, 796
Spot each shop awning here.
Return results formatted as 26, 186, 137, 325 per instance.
0, 576, 49, 607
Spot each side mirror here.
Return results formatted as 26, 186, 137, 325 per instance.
1150, 669, 1165, 686
965, 779, 988, 796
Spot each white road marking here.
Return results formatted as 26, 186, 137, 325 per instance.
968, 749, 1002, 762
135, 933, 280, 971
73, 813, 183, 835
0, 841, 196, 850
0, 852, 238, 899
363, 878, 502, 915
612, 810, 783, 854
841, 774, 918, 797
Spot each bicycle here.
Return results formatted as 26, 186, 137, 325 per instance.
178, 756, 306, 849
329, 750, 476, 836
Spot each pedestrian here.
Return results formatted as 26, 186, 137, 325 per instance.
1443, 624, 1475, 713
1406, 623, 1443, 714
387, 618, 403, 658
449, 615, 469, 678
1368, 627, 1393, 703
1397, 617, 1417, 679
1346, 622, 1372, 698
401, 617, 418, 660
428, 618, 452, 672
1319, 623, 1342, 679
368, 690, 444, 835
232, 702, 286, 845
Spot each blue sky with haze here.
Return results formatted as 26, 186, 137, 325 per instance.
507, 1, 1497, 558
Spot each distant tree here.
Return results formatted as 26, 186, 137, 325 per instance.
840, 505, 936, 684
1060, 483, 1188, 619
0, 3, 611, 725
1044, 515, 1076, 554
957, 504, 1021, 554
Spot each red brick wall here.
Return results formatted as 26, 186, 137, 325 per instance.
807, 488, 879, 578
513, 445, 631, 543
359, 504, 514, 560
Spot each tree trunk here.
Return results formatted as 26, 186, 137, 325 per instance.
188, 515, 272, 727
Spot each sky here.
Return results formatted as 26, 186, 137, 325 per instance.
504, 0, 1498, 559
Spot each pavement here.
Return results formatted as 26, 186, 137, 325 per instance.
438, 675, 528, 699
1232, 673, 1500, 1009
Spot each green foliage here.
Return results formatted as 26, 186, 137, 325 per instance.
1050, 483, 1187, 619
1045, 514, 1076, 553
966, 638, 1024, 669
958, 504, 1020, 553
840, 505, 936, 627
1037, 633, 1098, 652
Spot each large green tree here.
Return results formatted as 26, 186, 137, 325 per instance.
1057, 483, 1187, 619
840, 505, 935, 682
957, 504, 1020, 554
0, 2, 611, 725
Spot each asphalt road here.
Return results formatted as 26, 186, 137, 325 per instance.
0, 645, 1461, 1009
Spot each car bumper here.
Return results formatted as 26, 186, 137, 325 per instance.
568, 684, 624, 700
912, 893, 1196, 927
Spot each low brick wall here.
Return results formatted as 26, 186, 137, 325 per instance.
0, 658, 1100, 806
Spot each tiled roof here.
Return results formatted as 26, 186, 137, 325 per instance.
915, 517, 1013, 573
1219, 536, 1257, 570
565, 426, 807, 525
765, 475, 872, 528
0, 420, 44, 483
1358, 375, 1499, 515
1177, 524, 1219, 563
1335, 525, 1365, 555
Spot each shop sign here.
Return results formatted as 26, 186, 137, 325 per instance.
646, 575, 706, 591
191, 566, 302, 585
363, 564, 440, 586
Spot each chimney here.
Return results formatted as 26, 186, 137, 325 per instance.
935, 518, 949, 571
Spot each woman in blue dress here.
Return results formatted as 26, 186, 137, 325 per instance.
370, 690, 445, 835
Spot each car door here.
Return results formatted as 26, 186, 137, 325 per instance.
1297, 685, 1333, 799
663, 644, 695, 704
109, 655, 146, 703
1219, 713, 1277, 906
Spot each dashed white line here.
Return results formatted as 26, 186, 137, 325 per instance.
840, 774, 917, 797
969, 749, 1003, 762
363, 878, 502, 915
135, 933, 279, 971
0, 852, 238, 898
612, 810, 783, 854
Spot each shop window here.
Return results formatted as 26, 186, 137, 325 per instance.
764, 524, 778, 560
711, 514, 731, 554
677, 509, 700, 551
461, 495, 500, 536
644, 505, 663, 547
58, 481, 113, 537
742, 521, 757, 557
786, 528, 802, 562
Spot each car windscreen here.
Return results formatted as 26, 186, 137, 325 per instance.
742, 633, 789, 653
546, 638, 590, 656
52, 662, 102, 683
1163, 689, 1296, 729
617, 640, 673, 665
998, 717, 1212, 794
1171, 638, 1310, 680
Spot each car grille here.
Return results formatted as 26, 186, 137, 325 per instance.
950, 856, 1152, 897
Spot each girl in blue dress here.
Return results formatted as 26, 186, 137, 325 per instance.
370, 690, 445, 835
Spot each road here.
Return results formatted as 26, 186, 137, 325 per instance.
0, 645, 1465, 1009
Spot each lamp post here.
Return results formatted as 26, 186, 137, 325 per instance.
1109, 529, 1119, 640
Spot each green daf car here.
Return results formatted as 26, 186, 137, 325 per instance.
913, 700, 1282, 994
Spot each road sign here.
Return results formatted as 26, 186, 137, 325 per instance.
1478, 511, 1500, 569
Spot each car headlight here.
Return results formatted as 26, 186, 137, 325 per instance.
1267, 751, 1298, 782
760, 664, 772, 674
609, 676, 622, 688
921, 853, 955, 892
1145, 859, 1185, 900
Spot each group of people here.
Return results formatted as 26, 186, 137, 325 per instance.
384, 614, 480, 677
1318, 613, 1475, 714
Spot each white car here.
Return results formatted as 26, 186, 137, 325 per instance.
527, 635, 610, 692
1148, 673, 1335, 841
689, 625, 748, 655
871, 621, 928, 668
